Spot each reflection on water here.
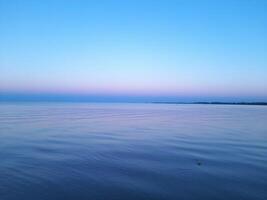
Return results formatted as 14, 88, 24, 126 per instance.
0, 103, 267, 200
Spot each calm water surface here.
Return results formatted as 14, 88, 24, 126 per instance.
0, 103, 267, 200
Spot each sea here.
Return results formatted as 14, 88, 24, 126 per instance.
0, 103, 267, 200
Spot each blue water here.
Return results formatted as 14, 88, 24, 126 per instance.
0, 103, 267, 200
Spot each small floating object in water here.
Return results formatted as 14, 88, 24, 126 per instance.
196, 160, 202, 166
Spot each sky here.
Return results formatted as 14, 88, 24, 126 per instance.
0, 0, 266, 102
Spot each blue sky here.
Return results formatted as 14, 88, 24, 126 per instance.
0, 0, 266, 102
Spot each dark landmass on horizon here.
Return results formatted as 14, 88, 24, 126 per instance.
152, 102, 267, 106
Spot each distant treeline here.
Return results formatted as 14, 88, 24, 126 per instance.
152, 102, 267, 106
194, 102, 267, 105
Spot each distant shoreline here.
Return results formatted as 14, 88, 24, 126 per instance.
152, 102, 267, 106
0, 100, 267, 105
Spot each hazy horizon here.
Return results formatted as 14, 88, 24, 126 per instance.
1, 91, 267, 103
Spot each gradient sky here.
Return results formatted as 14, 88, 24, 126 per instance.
0, 0, 266, 102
